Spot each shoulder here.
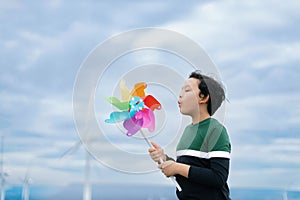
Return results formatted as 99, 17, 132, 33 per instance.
208, 118, 229, 137
206, 118, 231, 153
208, 118, 225, 128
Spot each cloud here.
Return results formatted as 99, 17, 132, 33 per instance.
229, 137, 300, 189
230, 167, 300, 190
164, 0, 300, 42
1, 0, 300, 190
163, 0, 300, 71
250, 42, 300, 68
0, 90, 74, 138
226, 93, 300, 133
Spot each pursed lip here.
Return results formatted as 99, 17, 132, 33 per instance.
178, 101, 181, 107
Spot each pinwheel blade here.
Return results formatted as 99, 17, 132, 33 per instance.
123, 117, 143, 136
105, 111, 131, 123
104, 97, 129, 110
120, 80, 131, 101
141, 108, 155, 132
143, 95, 161, 111
130, 82, 147, 97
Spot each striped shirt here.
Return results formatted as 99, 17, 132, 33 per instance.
175, 118, 231, 200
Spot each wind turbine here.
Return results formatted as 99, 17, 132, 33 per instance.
20, 168, 32, 200
282, 190, 288, 200
0, 135, 9, 200
60, 92, 93, 200
61, 93, 96, 200
60, 140, 93, 200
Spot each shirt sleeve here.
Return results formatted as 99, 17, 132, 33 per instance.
188, 157, 230, 187
165, 154, 175, 161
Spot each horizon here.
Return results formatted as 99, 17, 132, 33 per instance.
4, 183, 300, 200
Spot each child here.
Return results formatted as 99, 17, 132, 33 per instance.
149, 70, 231, 200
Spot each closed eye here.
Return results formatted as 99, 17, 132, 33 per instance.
181, 85, 192, 93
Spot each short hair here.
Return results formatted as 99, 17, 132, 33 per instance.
189, 70, 226, 115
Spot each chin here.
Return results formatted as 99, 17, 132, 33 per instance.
180, 109, 189, 116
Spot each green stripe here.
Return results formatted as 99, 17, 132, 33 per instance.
177, 118, 231, 153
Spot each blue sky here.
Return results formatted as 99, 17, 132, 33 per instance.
1, 0, 300, 193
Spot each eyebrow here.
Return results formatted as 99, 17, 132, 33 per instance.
182, 85, 191, 89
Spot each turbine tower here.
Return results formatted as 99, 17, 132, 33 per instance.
60, 91, 96, 200
21, 168, 32, 200
61, 140, 93, 200
0, 135, 8, 200
282, 190, 288, 200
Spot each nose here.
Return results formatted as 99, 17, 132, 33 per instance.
178, 94, 182, 105
179, 90, 183, 99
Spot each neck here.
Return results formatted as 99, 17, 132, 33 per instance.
191, 112, 211, 124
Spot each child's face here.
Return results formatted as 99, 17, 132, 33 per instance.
178, 78, 201, 116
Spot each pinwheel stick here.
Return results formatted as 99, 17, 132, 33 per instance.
139, 130, 182, 191
139, 129, 152, 148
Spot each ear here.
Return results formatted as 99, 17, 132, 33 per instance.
199, 95, 209, 104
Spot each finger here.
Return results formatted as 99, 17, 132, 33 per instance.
161, 168, 169, 177
162, 160, 173, 168
160, 162, 169, 169
149, 150, 157, 156
150, 152, 159, 158
153, 152, 161, 157
151, 155, 161, 163
148, 147, 156, 153
150, 141, 161, 150
154, 154, 164, 162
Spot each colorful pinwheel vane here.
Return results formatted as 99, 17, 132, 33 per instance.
105, 80, 161, 136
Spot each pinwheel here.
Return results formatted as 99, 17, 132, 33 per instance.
104, 80, 182, 191
105, 81, 161, 139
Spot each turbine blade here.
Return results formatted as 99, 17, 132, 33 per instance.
60, 140, 82, 159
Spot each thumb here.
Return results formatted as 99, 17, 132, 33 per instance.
150, 141, 161, 150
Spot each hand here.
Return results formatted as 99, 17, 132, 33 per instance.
148, 141, 166, 163
158, 160, 177, 177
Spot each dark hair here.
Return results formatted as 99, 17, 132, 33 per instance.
189, 71, 226, 115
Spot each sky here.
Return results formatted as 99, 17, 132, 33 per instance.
1, 0, 300, 194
